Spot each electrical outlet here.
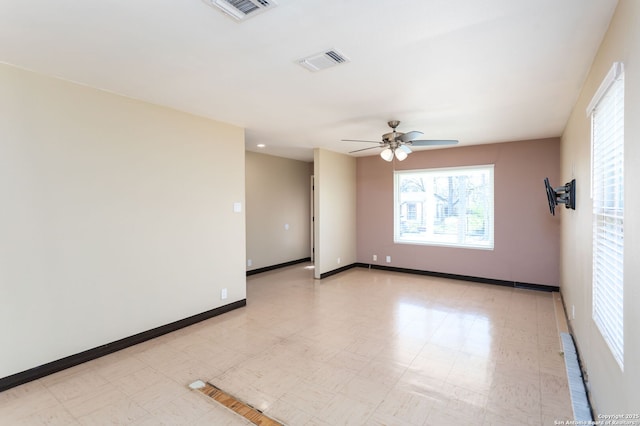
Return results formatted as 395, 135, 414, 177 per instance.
386, 256, 391, 263
284, 223, 289, 230
372, 254, 377, 261
337, 257, 341, 264
221, 288, 228, 300
247, 259, 252, 267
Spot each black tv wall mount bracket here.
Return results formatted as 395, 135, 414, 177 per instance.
544, 178, 576, 216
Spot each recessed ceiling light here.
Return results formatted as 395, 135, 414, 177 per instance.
257, 144, 266, 148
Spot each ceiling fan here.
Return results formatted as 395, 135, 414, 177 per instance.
343, 120, 458, 161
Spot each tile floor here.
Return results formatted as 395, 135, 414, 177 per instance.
0, 264, 574, 425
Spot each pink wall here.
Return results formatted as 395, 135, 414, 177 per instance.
356, 138, 561, 286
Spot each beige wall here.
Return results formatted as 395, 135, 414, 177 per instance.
357, 138, 561, 286
561, 0, 640, 413
314, 149, 357, 278
0, 64, 246, 378
245, 151, 312, 270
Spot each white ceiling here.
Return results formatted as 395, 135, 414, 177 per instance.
0, 0, 618, 161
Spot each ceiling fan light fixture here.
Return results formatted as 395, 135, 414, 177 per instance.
380, 148, 394, 162
395, 149, 408, 161
344, 120, 458, 161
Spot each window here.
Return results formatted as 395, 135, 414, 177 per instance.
395, 165, 494, 249
589, 62, 624, 370
406, 203, 417, 220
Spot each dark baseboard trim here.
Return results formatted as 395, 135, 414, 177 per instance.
319, 263, 358, 279
354, 263, 559, 292
0, 299, 246, 393
513, 281, 559, 292
246, 257, 311, 276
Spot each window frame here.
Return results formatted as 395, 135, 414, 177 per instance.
588, 62, 625, 371
393, 164, 495, 250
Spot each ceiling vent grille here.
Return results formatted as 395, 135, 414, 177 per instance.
203, 0, 277, 21
298, 49, 350, 72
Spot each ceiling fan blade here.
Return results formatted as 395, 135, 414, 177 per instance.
342, 139, 381, 143
399, 144, 412, 154
410, 139, 459, 146
349, 146, 383, 154
397, 131, 424, 143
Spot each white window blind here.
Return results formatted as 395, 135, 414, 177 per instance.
590, 62, 624, 370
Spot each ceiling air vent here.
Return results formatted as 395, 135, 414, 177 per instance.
202, 0, 277, 21
298, 49, 350, 72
